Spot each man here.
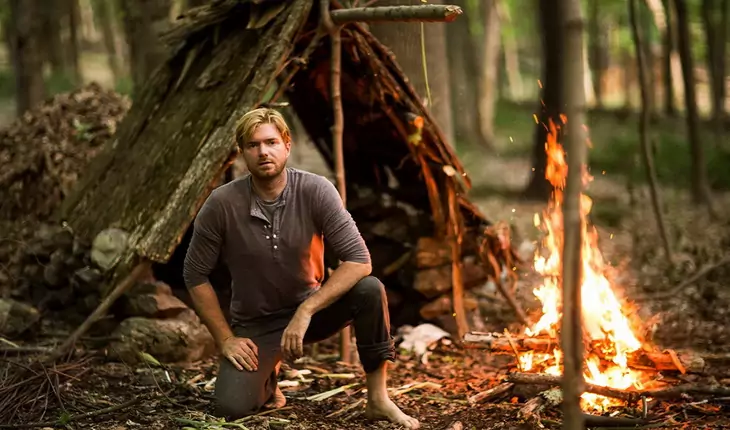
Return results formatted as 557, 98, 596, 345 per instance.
183, 108, 420, 429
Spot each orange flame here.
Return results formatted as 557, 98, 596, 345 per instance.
523, 118, 644, 411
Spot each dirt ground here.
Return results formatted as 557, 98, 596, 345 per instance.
4, 123, 730, 428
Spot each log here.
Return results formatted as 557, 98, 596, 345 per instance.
467, 382, 514, 405
420, 292, 478, 320
330, 5, 463, 24
507, 372, 730, 402
463, 332, 707, 374
413, 257, 486, 298
414, 237, 452, 268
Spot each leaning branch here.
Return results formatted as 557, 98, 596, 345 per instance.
331, 5, 463, 24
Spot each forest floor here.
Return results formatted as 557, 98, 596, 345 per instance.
3, 79, 730, 428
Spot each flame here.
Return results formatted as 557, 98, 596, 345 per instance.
523, 118, 644, 411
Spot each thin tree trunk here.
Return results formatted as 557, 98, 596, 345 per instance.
523, 0, 562, 201
641, 3, 656, 115
582, 33, 595, 107
672, 0, 716, 213
559, 0, 586, 425
67, 0, 83, 85
476, 0, 501, 148
41, 0, 66, 75
92, 0, 122, 81
588, 0, 606, 108
701, 0, 727, 148
630, 0, 673, 265
9, 0, 46, 115
446, 0, 485, 147
498, 1, 523, 100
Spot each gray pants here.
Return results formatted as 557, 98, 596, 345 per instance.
214, 276, 395, 419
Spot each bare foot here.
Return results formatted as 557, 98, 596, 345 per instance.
264, 386, 287, 409
365, 397, 420, 429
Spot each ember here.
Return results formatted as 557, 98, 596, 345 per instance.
522, 117, 646, 411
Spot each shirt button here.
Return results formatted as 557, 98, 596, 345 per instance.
273, 234, 277, 238
273, 245, 278, 249
266, 236, 270, 239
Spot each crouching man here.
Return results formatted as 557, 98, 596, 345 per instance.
182, 108, 420, 429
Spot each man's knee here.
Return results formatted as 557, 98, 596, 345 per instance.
352, 275, 386, 303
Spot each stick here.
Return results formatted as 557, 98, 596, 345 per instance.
643, 256, 730, 300
321, 0, 352, 364
330, 5, 463, 24
0, 396, 141, 429
467, 382, 514, 405
447, 181, 469, 339
629, 0, 674, 266
50, 261, 150, 362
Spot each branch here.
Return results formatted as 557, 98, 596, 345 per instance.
330, 5, 463, 24
0, 397, 141, 429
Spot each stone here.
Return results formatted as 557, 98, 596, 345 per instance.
91, 228, 129, 271
123, 292, 191, 319
107, 312, 215, 365
0, 298, 40, 338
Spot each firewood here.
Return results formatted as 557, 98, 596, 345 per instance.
507, 372, 730, 402
420, 292, 478, 320
414, 237, 452, 268
467, 382, 514, 405
330, 5, 463, 24
413, 258, 486, 298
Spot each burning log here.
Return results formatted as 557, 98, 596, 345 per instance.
463, 331, 707, 374
507, 372, 730, 402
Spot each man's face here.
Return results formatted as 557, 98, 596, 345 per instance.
241, 123, 291, 179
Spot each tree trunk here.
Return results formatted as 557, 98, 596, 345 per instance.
701, 0, 728, 148
559, 0, 587, 425
369, 0, 454, 146
498, 1, 522, 100
588, 0, 607, 108
672, 0, 715, 211
66, 0, 83, 85
475, 0, 501, 149
446, 0, 486, 148
641, 2, 656, 115
186, 0, 208, 7
655, 0, 684, 115
119, 0, 173, 97
9, 0, 46, 115
92, 0, 123, 81
523, 0, 563, 201
582, 33, 595, 107
630, 0, 673, 265
41, 0, 66, 75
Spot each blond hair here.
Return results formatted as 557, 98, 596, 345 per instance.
234, 107, 291, 148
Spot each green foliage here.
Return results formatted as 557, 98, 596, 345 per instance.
114, 76, 134, 96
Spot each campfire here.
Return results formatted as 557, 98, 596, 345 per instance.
518, 118, 646, 411
464, 117, 730, 420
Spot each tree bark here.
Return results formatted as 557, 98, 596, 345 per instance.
630, 0, 673, 265
66, 0, 83, 85
672, 0, 716, 212
475, 0, 501, 149
523, 0, 562, 201
40, 0, 66, 75
700, 0, 728, 148
9, 0, 46, 115
559, 0, 587, 426
654, 0, 683, 116
369, 0, 454, 146
119, 0, 173, 97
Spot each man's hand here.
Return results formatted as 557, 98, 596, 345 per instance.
281, 309, 312, 361
221, 336, 259, 371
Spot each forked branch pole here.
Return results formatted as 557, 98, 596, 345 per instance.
331, 5, 463, 24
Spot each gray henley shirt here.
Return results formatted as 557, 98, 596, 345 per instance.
183, 168, 371, 329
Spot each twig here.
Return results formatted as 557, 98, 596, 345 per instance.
468, 382, 514, 405
644, 256, 730, 300
0, 396, 141, 428
447, 181, 469, 339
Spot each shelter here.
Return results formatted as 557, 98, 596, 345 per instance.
57, 0, 522, 333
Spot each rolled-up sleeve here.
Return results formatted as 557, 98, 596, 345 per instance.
183, 194, 225, 288
314, 178, 371, 265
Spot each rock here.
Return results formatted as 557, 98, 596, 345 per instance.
124, 292, 191, 319
91, 228, 129, 271
0, 298, 40, 338
107, 311, 215, 365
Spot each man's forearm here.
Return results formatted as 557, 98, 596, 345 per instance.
188, 282, 234, 347
298, 261, 371, 316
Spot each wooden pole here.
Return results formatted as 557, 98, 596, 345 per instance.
560, 0, 587, 427
320, 0, 352, 363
